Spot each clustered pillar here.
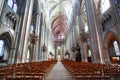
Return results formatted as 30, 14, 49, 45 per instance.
17, 0, 34, 63
85, 0, 103, 63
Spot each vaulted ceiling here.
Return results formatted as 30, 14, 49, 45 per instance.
47, 0, 76, 42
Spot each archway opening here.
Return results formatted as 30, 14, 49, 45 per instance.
0, 32, 12, 63
87, 49, 92, 62
56, 46, 62, 61
109, 40, 120, 64
0, 40, 4, 63
0, 39, 10, 63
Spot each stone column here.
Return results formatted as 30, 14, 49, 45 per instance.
17, 0, 34, 63
46, 29, 49, 60
80, 42, 88, 62
85, 0, 103, 63
29, 33, 38, 62
13, 6, 25, 64
44, 29, 48, 60
37, 13, 42, 62
95, 6, 109, 63
33, 14, 41, 62
80, 30, 88, 62
8, 47, 16, 64
78, 11, 86, 62
43, 26, 46, 61
0, 0, 4, 16
72, 15, 77, 46
40, 23, 45, 61
54, 45, 57, 60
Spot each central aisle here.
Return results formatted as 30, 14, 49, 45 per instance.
45, 61, 73, 80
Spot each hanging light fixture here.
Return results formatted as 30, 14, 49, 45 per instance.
42, 43, 47, 52
28, 31, 38, 44
80, 29, 88, 42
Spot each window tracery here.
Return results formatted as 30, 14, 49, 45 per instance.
7, 0, 18, 13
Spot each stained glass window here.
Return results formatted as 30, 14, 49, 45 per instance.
7, 0, 18, 13
0, 40, 4, 56
100, 0, 110, 14
113, 41, 120, 56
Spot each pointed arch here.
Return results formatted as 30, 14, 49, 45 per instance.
104, 31, 119, 49
0, 28, 15, 46
0, 31, 14, 63
0, 32, 14, 49
104, 31, 120, 63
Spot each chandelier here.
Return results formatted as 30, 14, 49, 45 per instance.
28, 32, 38, 44
42, 43, 47, 52
6, 12, 16, 22
80, 30, 88, 42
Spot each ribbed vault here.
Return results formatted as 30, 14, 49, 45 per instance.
52, 15, 67, 42
47, 0, 76, 42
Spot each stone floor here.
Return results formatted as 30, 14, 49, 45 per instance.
45, 61, 74, 80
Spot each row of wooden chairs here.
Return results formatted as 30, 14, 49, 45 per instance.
0, 60, 57, 80
62, 60, 120, 80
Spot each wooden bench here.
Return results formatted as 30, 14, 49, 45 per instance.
62, 60, 120, 80
0, 60, 57, 80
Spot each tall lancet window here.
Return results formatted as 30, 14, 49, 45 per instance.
100, 0, 110, 14
0, 40, 4, 56
113, 41, 120, 56
7, 0, 18, 13
30, 24, 34, 34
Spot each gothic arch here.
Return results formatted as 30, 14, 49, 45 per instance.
104, 31, 119, 49
0, 31, 14, 63
0, 27, 15, 45
104, 31, 120, 63
0, 33, 12, 46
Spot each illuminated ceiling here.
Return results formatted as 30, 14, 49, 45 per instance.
47, 0, 76, 42
39, 0, 103, 42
